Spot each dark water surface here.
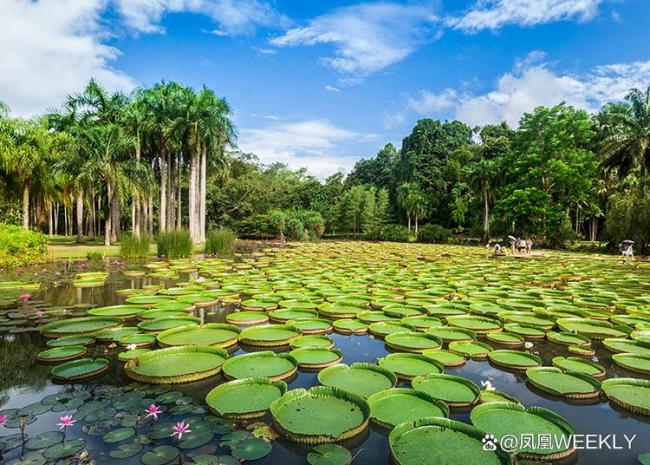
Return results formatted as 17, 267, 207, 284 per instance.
1, 260, 649, 465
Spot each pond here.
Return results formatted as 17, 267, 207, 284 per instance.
1, 242, 649, 465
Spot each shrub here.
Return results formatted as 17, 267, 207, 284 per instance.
377, 224, 410, 242
285, 217, 305, 241
156, 230, 192, 259
417, 224, 452, 244
119, 234, 151, 259
205, 228, 237, 255
86, 250, 105, 261
0, 224, 48, 268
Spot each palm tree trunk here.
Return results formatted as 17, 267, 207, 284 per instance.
176, 157, 182, 230
76, 189, 84, 243
89, 193, 96, 240
591, 217, 598, 241
189, 145, 199, 242
64, 204, 68, 236
407, 214, 411, 231
482, 186, 490, 241
415, 215, 418, 237
22, 184, 30, 229
111, 196, 120, 243
48, 202, 53, 236
166, 151, 174, 231
54, 202, 59, 235
132, 193, 139, 237
105, 182, 113, 246
199, 143, 207, 242
159, 155, 167, 233
147, 194, 153, 236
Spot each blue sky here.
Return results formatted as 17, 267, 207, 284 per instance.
1, 0, 650, 177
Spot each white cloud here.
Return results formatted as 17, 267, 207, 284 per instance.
0, 0, 134, 117
325, 85, 341, 93
238, 120, 371, 177
447, 0, 604, 32
113, 0, 289, 36
407, 57, 650, 127
270, 2, 438, 80
408, 88, 458, 114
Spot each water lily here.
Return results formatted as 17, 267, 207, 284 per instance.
480, 380, 495, 391
170, 421, 191, 440
35, 310, 45, 318
145, 404, 162, 420
127, 344, 138, 351
524, 341, 534, 350
0, 414, 7, 427
57, 415, 75, 430
18, 294, 30, 301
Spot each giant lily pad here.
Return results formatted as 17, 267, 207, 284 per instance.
448, 341, 493, 359
603, 338, 650, 355
602, 378, 650, 415
51, 358, 109, 382
612, 353, 650, 375
426, 326, 476, 342
270, 386, 369, 444
446, 315, 502, 334
238, 324, 299, 347
488, 350, 542, 370
137, 316, 201, 333
557, 318, 628, 340
526, 367, 601, 399
40, 316, 121, 338
36, 345, 86, 363
384, 331, 442, 353
43, 439, 86, 459
486, 331, 524, 347
290, 335, 334, 349
318, 363, 396, 398
421, 349, 466, 367
471, 403, 576, 460
367, 388, 448, 428
378, 353, 443, 381
411, 373, 480, 407
552, 356, 606, 379
226, 311, 269, 326
389, 417, 512, 465
546, 331, 591, 347
157, 323, 240, 348
332, 318, 368, 335
125, 346, 228, 384
287, 318, 333, 334
290, 347, 343, 369
206, 377, 288, 418
307, 444, 352, 465
88, 305, 146, 319
46, 335, 95, 347
222, 351, 298, 380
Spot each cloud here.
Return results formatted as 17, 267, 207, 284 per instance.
447, 0, 604, 32
238, 119, 372, 177
113, 0, 289, 36
325, 85, 341, 93
407, 56, 650, 127
270, 2, 438, 80
0, 0, 135, 117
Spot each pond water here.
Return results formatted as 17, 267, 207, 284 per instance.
1, 243, 649, 465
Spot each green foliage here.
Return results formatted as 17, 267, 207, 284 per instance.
119, 234, 151, 258
377, 224, 410, 242
205, 228, 238, 255
606, 187, 650, 254
0, 224, 48, 267
285, 217, 305, 240
237, 209, 324, 240
417, 224, 452, 244
86, 251, 105, 261
156, 230, 192, 258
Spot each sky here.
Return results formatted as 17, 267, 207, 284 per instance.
1, 0, 650, 178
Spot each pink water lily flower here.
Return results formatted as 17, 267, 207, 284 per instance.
0, 413, 8, 426
170, 421, 191, 440
145, 404, 162, 420
18, 294, 31, 301
35, 310, 45, 318
57, 415, 75, 430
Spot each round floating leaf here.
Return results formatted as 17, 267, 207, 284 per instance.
229, 437, 272, 460
307, 444, 352, 465
157, 323, 240, 348
318, 363, 396, 398
222, 351, 297, 381
50, 358, 110, 382
238, 324, 299, 347
206, 377, 287, 418
290, 347, 342, 369
103, 427, 136, 444
422, 349, 466, 367
290, 335, 334, 349
488, 350, 541, 370
141, 445, 180, 465
378, 353, 443, 380
612, 353, 650, 375
39, 316, 120, 337
367, 388, 448, 428
179, 430, 214, 449
43, 439, 85, 459
526, 367, 601, 398
412, 373, 480, 407
109, 441, 143, 459
6, 451, 46, 465
602, 378, 650, 415
389, 417, 512, 465
25, 431, 64, 450
552, 356, 606, 378
36, 346, 87, 363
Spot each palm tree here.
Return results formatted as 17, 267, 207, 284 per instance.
599, 87, 650, 179
396, 182, 413, 230
406, 188, 427, 237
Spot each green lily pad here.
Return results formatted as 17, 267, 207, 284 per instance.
109, 441, 143, 459
384, 331, 442, 353
389, 417, 512, 465
290, 335, 334, 349
206, 377, 287, 418
290, 347, 343, 368
157, 323, 240, 348
552, 356, 606, 378
378, 353, 443, 380
318, 363, 396, 398
270, 386, 370, 443
307, 444, 352, 465
426, 326, 476, 342
141, 445, 180, 465
226, 311, 269, 326
448, 341, 494, 359
602, 378, 650, 414
25, 431, 64, 450
88, 305, 146, 319
612, 353, 650, 375
50, 358, 110, 382
238, 324, 300, 346
46, 335, 95, 347
367, 388, 448, 428
43, 439, 85, 459
488, 350, 541, 370
526, 367, 601, 398
546, 331, 591, 346
487, 332, 524, 347
412, 373, 480, 407
103, 427, 136, 444
40, 316, 121, 338
229, 437, 272, 460
603, 338, 650, 355
422, 349, 467, 367
222, 351, 297, 380
333, 319, 368, 335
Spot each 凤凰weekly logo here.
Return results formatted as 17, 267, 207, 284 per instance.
481, 433, 637, 453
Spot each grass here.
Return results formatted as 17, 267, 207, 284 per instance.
156, 230, 193, 259
46, 235, 203, 260
205, 228, 238, 255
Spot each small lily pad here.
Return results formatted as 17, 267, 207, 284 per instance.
307, 444, 353, 465
141, 445, 180, 465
